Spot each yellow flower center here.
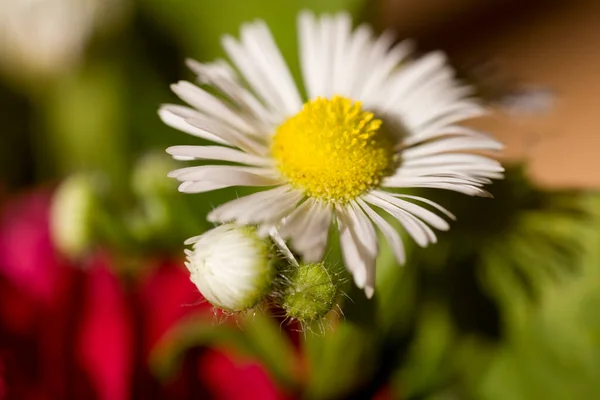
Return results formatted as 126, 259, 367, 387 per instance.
271, 96, 396, 203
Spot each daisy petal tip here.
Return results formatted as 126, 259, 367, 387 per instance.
178, 181, 194, 192
206, 212, 220, 224
165, 146, 177, 155
157, 105, 172, 119
183, 236, 200, 246
185, 58, 200, 69
298, 9, 314, 20
166, 170, 180, 178
364, 286, 374, 299
172, 155, 195, 161
221, 34, 237, 48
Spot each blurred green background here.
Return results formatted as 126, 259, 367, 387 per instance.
1, 0, 600, 399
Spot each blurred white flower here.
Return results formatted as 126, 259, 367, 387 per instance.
162, 11, 504, 297
0, 0, 128, 79
50, 173, 98, 259
185, 224, 276, 312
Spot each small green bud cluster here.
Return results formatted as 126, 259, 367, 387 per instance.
276, 261, 342, 332
183, 224, 343, 330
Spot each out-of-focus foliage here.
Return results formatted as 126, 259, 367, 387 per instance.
1, 0, 600, 399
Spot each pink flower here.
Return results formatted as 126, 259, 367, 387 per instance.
137, 259, 210, 357
0, 189, 63, 302
199, 349, 291, 400
0, 188, 293, 399
76, 254, 134, 400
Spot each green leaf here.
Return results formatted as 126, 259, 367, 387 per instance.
150, 312, 300, 390
304, 322, 379, 399
396, 304, 455, 398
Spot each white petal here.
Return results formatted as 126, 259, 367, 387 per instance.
359, 40, 414, 106
364, 193, 437, 247
402, 137, 504, 160
402, 126, 492, 147
348, 202, 379, 297
240, 21, 303, 115
208, 186, 303, 225
379, 52, 448, 112
337, 204, 377, 297
387, 194, 456, 220
370, 191, 449, 231
269, 227, 299, 267
281, 198, 332, 262
166, 145, 271, 166
408, 111, 490, 140
338, 213, 366, 288
171, 81, 257, 133
208, 186, 290, 222
168, 164, 274, 180
186, 58, 280, 129
330, 13, 353, 96
384, 175, 485, 188
297, 11, 319, 99
223, 23, 300, 118
316, 14, 335, 98
396, 165, 503, 180
402, 153, 503, 169
279, 198, 314, 237
169, 165, 282, 193
384, 180, 492, 197
299, 201, 333, 261
336, 24, 373, 97
356, 198, 405, 265
185, 117, 267, 156
411, 102, 486, 132
158, 105, 229, 145
298, 11, 332, 98
178, 180, 239, 194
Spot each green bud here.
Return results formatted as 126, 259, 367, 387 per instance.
131, 152, 178, 197
280, 262, 338, 323
50, 173, 100, 259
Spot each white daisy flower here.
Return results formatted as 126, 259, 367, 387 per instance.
161, 11, 504, 298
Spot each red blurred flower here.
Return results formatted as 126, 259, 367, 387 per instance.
0, 189, 62, 302
0, 189, 93, 399
137, 259, 210, 357
0, 188, 291, 400
199, 349, 291, 400
76, 254, 134, 400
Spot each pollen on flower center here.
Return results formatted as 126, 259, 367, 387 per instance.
271, 95, 396, 203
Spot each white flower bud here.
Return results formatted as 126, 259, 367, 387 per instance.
0, 0, 130, 80
185, 224, 276, 312
50, 173, 98, 259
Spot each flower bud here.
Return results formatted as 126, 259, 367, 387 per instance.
185, 224, 276, 312
50, 173, 98, 259
131, 153, 177, 198
280, 262, 338, 323
0, 0, 130, 82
